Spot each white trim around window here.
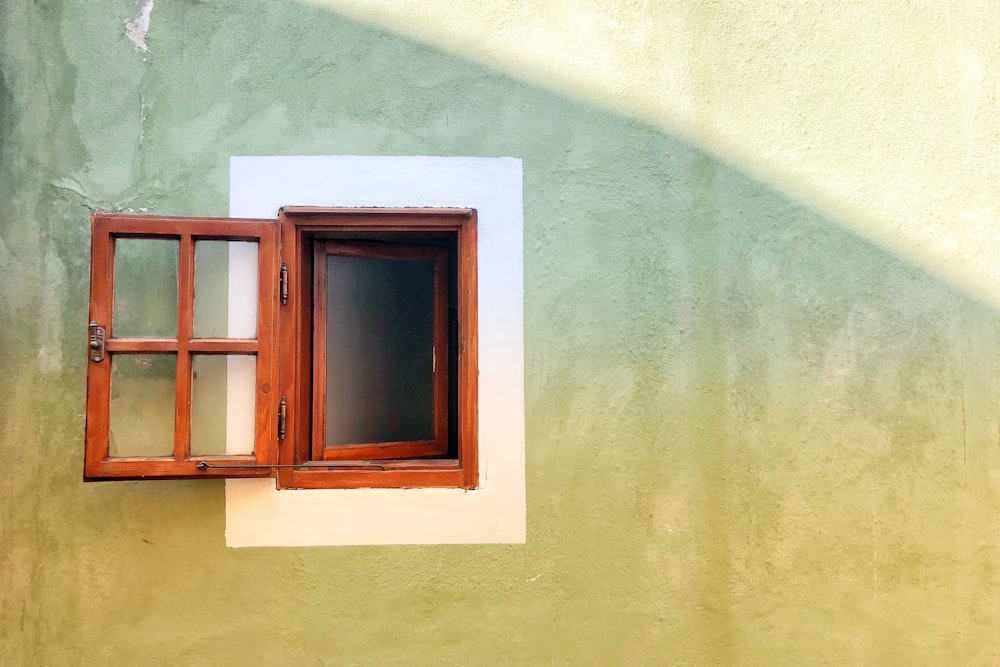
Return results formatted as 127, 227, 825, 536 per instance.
225, 155, 526, 547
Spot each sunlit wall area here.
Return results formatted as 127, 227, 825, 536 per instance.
308, 0, 1000, 307
1, 0, 999, 664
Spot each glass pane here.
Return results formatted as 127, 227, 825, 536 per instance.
109, 354, 176, 457
113, 238, 178, 337
191, 355, 256, 456
194, 241, 258, 339
325, 255, 434, 446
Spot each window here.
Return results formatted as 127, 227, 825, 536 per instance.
274, 207, 478, 489
84, 207, 478, 490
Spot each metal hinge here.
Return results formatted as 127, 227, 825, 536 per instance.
279, 263, 288, 305
277, 396, 287, 440
88, 321, 106, 362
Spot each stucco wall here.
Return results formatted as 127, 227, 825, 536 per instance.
2, 1, 999, 664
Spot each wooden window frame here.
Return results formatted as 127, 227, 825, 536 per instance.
84, 213, 279, 480
276, 207, 478, 490
83, 208, 478, 490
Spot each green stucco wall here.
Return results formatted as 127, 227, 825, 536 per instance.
2, 1, 999, 664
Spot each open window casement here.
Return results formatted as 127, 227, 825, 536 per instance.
84, 209, 478, 489
84, 213, 279, 480
310, 240, 450, 462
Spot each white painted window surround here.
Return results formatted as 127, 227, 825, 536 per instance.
225, 155, 525, 547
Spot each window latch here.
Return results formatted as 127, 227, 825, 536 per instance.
88, 321, 106, 362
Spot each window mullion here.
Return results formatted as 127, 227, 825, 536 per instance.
174, 234, 195, 462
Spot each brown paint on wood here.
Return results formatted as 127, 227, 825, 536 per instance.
458, 212, 479, 489
276, 212, 298, 488
84, 213, 278, 481
279, 209, 479, 490
95, 214, 273, 239
88, 457, 265, 480
84, 214, 114, 480
85, 209, 480, 489
310, 240, 449, 461
432, 242, 450, 460
286, 467, 465, 490
104, 338, 259, 353
174, 234, 194, 461
254, 220, 280, 467
320, 441, 444, 461
281, 206, 473, 223
310, 241, 330, 461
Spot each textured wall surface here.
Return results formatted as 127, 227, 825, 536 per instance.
2, 0, 999, 664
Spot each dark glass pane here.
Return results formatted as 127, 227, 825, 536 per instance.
325, 255, 434, 445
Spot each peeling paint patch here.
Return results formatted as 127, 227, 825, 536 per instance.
124, 0, 155, 53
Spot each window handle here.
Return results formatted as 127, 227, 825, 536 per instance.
88, 322, 106, 362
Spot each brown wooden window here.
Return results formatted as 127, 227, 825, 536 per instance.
84, 208, 478, 489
